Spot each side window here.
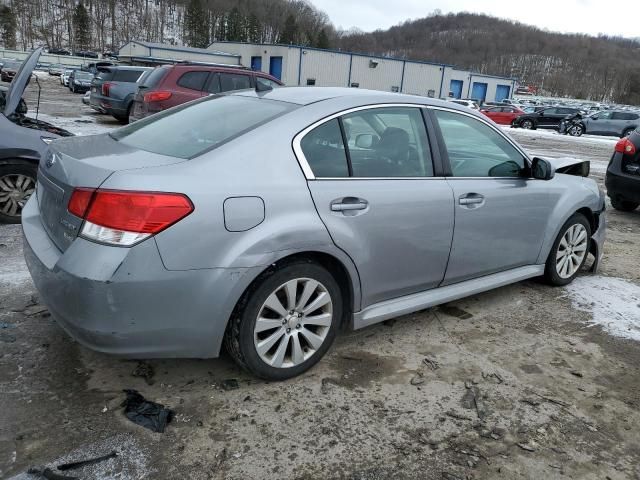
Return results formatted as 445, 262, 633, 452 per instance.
220, 73, 252, 92
596, 111, 612, 120
256, 77, 280, 89
433, 110, 526, 178
205, 73, 221, 94
177, 71, 209, 91
543, 108, 557, 115
342, 107, 433, 177
300, 119, 349, 178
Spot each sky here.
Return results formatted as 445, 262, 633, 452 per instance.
311, 0, 638, 38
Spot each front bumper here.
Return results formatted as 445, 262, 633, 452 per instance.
590, 208, 606, 273
22, 196, 256, 358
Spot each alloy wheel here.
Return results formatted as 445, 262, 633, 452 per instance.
253, 278, 333, 369
555, 224, 588, 279
0, 174, 35, 218
521, 120, 533, 129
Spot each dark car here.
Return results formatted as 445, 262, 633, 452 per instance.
73, 50, 99, 59
1, 60, 21, 82
90, 66, 152, 123
605, 130, 640, 211
513, 107, 584, 130
68, 70, 94, 93
48, 47, 71, 56
564, 110, 639, 138
130, 63, 283, 121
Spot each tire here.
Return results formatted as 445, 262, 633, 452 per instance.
520, 119, 535, 130
115, 104, 132, 125
622, 128, 635, 138
568, 124, 584, 137
544, 213, 591, 286
610, 197, 639, 212
0, 160, 37, 224
224, 261, 343, 380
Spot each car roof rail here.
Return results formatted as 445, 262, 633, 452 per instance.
173, 60, 251, 70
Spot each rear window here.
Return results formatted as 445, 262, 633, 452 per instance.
110, 95, 296, 159
177, 71, 209, 91
95, 70, 115, 81
140, 67, 169, 88
113, 69, 145, 82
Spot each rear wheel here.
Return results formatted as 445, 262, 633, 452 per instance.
520, 119, 534, 130
544, 213, 591, 286
225, 262, 342, 380
115, 104, 132, 125
0, 160, 37, 224
610, 197, 639, 212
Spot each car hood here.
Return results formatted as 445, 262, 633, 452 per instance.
3, 47, 41, 117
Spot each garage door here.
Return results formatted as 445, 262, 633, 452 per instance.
449, 80, 463, 99
471, 82, 488, 102
496, 84, 511, 102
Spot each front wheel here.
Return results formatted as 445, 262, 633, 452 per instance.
225, 262, 342, 380
544, 213, 591, 286
568, 124, 584, 137
0, 160, 37, 223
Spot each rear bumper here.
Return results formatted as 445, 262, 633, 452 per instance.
22, 196, 255, 358
606, 165, 640, 203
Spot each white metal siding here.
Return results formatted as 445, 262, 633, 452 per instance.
349, 56, 403, 92
119, 41, 150, 58
401, 63, 444, 97
299, 49, 350, 87
208, 43, 299, 84
442, 68, 470, 99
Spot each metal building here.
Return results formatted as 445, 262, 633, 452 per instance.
208, 41, 515, 103
119, 40, 241, 66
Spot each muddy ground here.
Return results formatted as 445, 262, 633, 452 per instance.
1, 73, 639, 480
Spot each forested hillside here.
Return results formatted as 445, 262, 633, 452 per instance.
337, 13, 640, 104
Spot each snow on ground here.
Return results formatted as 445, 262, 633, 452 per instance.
501, 125, 619, 146
565, 275, 640, 342
28, 112, 117, 136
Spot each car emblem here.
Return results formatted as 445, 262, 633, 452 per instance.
45, 153, 57, 168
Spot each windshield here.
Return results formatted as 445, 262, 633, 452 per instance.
75, 72, 93, 80
110, 95, 296, 159
2, 61, 20, 69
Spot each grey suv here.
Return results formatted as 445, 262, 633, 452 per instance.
570, 110, 639, 138
23, 88, 606, 379
89, 66, 152, 123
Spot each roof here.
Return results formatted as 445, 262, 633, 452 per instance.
122, 40, 239, 59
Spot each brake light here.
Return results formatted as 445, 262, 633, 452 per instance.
68, 188, 193, 246
143, 90, 172, 102
615, 138, 637, 156
101, 82, 112, 96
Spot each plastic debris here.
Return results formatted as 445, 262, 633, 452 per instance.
121, 389, 174, 433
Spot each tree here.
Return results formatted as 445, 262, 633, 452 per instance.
316, 28, 330, 49
226, 7, 245, 42
279, 14, 297, 44
72, 2, 90, 50
247, 12, 261, 43
184, 0, 209, 48
0, 5, 17, 49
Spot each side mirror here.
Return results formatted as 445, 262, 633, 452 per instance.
355, 133, 375, 149
531, 157, 555, 180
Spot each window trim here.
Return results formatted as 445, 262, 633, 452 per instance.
292, 103, 440, 180
293, 104, 531, 181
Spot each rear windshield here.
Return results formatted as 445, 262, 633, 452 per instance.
113, 69, 146, 82
110, 95, 296, 159
140, 67, 169, 88
95, 69, 115, 81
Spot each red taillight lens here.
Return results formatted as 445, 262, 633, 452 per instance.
143, 91, 172, 102
101, 82, 112, 96
615, 138, 637, 156
68, 188, 95, 217
68, 188, 193, 246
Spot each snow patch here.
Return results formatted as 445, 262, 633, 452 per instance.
565, 276, 640, 342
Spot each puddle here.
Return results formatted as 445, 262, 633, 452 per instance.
325, 351, 407, 388
565, 276, 640, 342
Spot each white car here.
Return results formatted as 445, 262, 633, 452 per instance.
60, 69, 75, 87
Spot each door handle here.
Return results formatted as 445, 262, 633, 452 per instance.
459, 194, 485, 206
331, 202, 368, 212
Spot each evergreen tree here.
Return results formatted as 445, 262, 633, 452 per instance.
279, 14, 297, 44
0, 6, 17, 49
217, 14, 228, 41
227, 7, 245, 42
316, 28, 330, 49
73, 3, 91, 50
247, 13, 261, 43
184, 0, 209, 48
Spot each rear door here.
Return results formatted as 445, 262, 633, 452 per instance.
430, 108, 560, 284
297, 106, 455, 308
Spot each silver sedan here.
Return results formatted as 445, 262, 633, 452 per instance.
23, 87, 606, 380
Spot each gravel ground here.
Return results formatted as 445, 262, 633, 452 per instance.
1, 74, 639, 480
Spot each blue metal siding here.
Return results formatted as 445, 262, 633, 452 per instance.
269, 56, 283, 80
471, 82, 488, 102
450, 79, 464, 98
250, 56, 262, 71
495, 84, 511, 102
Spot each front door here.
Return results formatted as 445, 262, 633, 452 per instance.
430, 108, 560, 285
297, 106, 455, 307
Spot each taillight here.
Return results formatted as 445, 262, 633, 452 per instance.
68, 188, 193, 247
143, 90, 172, 102
101, 82, 112, 96
615, 138, 637, 156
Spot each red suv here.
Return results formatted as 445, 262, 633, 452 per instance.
130, 64, 283, 121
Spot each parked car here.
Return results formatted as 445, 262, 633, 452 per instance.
605, 130, 640, 211
0, 48, 73, 223
129, 63, 282, 121
48, 47, 70, 56
47, 63, 65, 76
512, 106, 584, 130
22, 88, 606, 379
60, 68, 77, 87
1, 60, 21, 82
90, 65, 152, 123
83, 61, 116, 75
446, 98, 479, 110
564, 110, 639, 138
68, 70, 94, 93
73, 50, 99, 59
480, 106, 525, 125
522, 106, 545, 114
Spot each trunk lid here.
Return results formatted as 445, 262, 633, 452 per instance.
3, 47, 41, 117
37, 133, 187, 252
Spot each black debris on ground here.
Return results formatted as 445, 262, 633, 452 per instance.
121, 389, 174, 433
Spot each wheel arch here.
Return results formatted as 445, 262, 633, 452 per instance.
0, 149, 41, 166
